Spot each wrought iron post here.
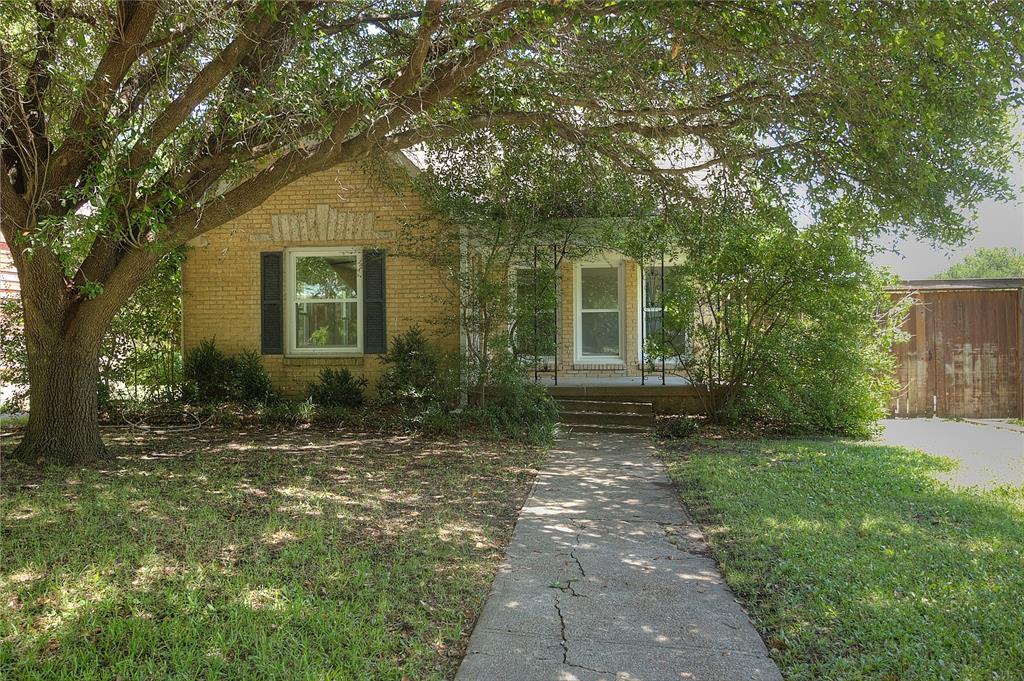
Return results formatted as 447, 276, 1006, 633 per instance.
661, 249, 666, 386
552, 244, 558, 386
640, 258, 646, 385
533, 245, 539, 383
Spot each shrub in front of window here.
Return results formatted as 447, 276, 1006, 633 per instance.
466, 351, 558, 443
377, 327, 447, 408
646, 196, 903, 438
306, 367, 368, 408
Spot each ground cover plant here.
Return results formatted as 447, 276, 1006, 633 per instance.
0, 429, 544, 679
659, 438, 1024, 679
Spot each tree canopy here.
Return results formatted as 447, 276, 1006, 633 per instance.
933, 246, 1024, 279
2, 0, 1024, 463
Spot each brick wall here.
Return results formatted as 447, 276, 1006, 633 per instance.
0, 234, 19, 297
182, 160, 458, 397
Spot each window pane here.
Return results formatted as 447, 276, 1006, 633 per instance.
581, 311, 619, 356
644, 310, 662, 337
643, 267, 661, 307
644, 265, 683, 308
580, 267, 618, 310
295, 255, 357, 299
295, 301, 358, 348
645, 310, 686, 350
513, 268, 557, 356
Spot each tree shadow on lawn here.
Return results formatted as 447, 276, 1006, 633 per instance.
0, 427, 544, 680
660, 438, 1024, 679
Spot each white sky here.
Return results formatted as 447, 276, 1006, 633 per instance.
870, 118, 1024, 279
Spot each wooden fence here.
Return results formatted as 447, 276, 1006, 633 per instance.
889, 279, 1023, 419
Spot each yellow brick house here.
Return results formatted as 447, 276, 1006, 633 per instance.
182, 153, 696, 408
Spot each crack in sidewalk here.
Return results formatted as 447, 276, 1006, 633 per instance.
551, 521, 589, 665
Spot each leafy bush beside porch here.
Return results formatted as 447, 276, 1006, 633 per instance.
645, 193, 906, 438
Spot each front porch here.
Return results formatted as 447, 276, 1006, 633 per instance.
512, 250, 690, 404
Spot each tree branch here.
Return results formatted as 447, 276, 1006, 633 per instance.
122, 4, 289, 176
44, 0, 160, 201
23, 0, 59, 153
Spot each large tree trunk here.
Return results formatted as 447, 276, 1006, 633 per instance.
12, 334, 107, 465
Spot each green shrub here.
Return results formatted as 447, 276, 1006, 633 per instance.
647, 197, 904, 438
312, 404, 354, 426
377, 327, 446, 407
307, 367, 367, 408
466, 353, 558, 443
656, 415, 699, 439
182, 339, 236, 403
182, 340, 276, 405
233, 349, 276, 403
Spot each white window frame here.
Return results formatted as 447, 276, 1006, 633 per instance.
285, 247, 363, 356
637, 258, 686, 364
573, 254, 625, 363
510, 264, 558, 363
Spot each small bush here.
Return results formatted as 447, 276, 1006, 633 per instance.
468, 354, 558, 443
307, 367, 367, 408
377, 327, 446, 407
182, 340, 276, 404
233, 349, 276, 403
182, 339, 236, 403
656, 415, 699, 439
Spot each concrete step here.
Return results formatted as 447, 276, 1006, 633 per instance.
554, 398, 654, 414
562, 423, 651, 434
559, 410, 655, 427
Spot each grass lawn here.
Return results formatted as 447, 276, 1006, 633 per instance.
659, 438, 1024, 680
0, 428, 544, 680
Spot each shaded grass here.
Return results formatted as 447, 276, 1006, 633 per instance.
0, 428, 544, 680
659, 438, 1024, 680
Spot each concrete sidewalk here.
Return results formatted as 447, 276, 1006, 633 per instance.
456, 434, 781, 681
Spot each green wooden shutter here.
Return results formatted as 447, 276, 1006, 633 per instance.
261, 252, 284, 354
363, 249, 386, 353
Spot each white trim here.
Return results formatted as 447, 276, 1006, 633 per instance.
285, 247, 363, 357
573, 253, 625, 364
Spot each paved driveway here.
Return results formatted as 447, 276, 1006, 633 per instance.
456, 433, 781, 681
878, 418, 1024, 489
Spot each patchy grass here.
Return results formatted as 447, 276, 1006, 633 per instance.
659, 438, 1024, 680
0, 428, 544, 680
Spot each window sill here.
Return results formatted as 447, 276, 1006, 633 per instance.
283, 355, 365, 366
573, 360, 626, 370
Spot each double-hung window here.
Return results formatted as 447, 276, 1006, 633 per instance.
286, 248, 362, 355
576, 261, 623, 360
641, 264, 687, 356
512, 267, 557, 360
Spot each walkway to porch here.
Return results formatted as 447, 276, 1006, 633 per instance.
455, 433, 782, 680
